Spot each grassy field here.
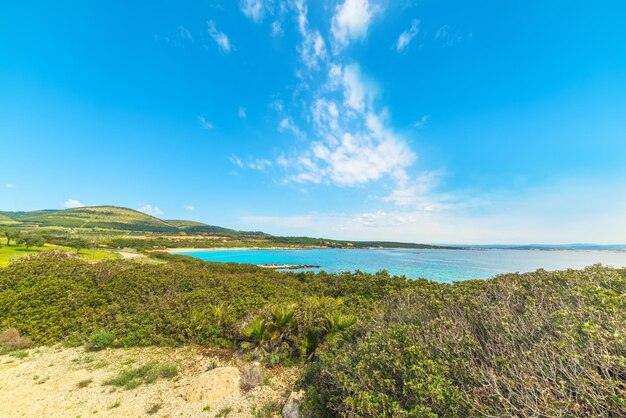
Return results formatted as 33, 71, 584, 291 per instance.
0, 237, 119, 267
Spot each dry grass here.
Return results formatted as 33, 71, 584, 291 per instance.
0, 328, 32, 350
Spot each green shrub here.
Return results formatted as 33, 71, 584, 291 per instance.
306, 266, 626, 417
11, 349, 29, 359
104, 362, 178, 390
87, 331, 114, 351
0, 252, 397, 350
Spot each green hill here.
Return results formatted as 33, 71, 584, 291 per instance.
19, 206, 179, 233
0, 210, 59, 220
0, 214, 14, 222
166, 220, 241, 235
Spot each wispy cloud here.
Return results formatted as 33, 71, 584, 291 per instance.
414, 114, 430, 129
283, 63, 416, 187
4, 183, 14, 189
229, 154, 244, 168
178, 26, 194, 42
434, 25, 449, 41
278, 117, 302, 137
395, 19, 419, 52
293, 0, 326, 69
63, 199, 84, 208
240, 0, 265, 23
185, 205, 195, 211
271, 20, 283, 37
238, 177, 626, 244
198, 115, 214, 129
207, 20, 233, 53
238, 106, 247, 118
138, 205, 163, 216
331, 0, 378, 52
229, 154, 272, 171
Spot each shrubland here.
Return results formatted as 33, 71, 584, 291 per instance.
0, 251, 624, 417
305, 266, 626, 417
0, 251, 406, 357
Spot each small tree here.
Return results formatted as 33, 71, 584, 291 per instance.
17, 233, 45, 250
67, 238, 89, 254
4, 228, 20, 246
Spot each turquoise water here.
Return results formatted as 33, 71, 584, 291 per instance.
173, 248, 626, 283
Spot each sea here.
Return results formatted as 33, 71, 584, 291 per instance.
172, 248, 626, 283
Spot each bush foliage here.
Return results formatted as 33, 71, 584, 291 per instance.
0, 252, 404, 354
1, 252, 624, 416
305, 266, 626, 417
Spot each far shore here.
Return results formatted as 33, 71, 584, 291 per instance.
165, 246, 321, 253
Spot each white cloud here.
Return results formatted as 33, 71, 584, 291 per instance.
293, 0, 327, 68
63, 199, 84, 209
138, 205, 163, 216
271, 20, 283, 36
278, 117, 302, 137
434, 25, 449, 41
207, 20, 233, 53
355, 210, 417, 227
239, 177, 626, 244
185, 205, 195, 211
229, 154, 272, 171
178, 26, 194, 42
247, 158, 273, 170
395, 19, 419, 52
284, 63, 416, 187
414, 114, 430, 129
331, 0, 377, 51
382, 171, 453, 212
240, 0, 265, 23
198, 115, 214, 129
4, 183, 14, 189
238, 107, 247, 118
229, 154, 244, 168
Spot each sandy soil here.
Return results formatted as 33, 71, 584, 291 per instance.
0, 345, 299, 417
118, 251, 145, 259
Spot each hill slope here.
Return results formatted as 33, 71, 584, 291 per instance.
19, 206, 179, 233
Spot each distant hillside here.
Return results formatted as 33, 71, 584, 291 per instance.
16, 206, 178, 233
0, 210, 59, 220
457, 243, 626, 251
1, 205, 455, 249
1, 206, 262, 237
0, 214, 15, 223
165, 219, 241, 235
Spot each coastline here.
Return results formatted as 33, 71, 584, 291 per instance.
166, 246, 318, 253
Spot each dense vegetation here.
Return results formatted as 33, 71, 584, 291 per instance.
1, 252, 623, 416
305, 266, 626, 417
0, 252, 408, 357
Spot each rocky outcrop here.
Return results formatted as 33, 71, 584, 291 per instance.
183, 367, 241, 402
282, 390, 307, 418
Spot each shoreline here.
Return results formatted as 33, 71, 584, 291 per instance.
166, 247, 626, 254
166, 246, 318, 253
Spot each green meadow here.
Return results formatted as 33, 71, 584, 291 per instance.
0, 237, 119, 267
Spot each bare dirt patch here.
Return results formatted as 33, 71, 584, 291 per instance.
0, 345, 300, 417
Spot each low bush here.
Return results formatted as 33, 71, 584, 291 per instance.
0, 253, 401, 351
240, 362, 265, 390
104, 362, 178, 389
87, 330, 115, 351
0, 327, 32, 350
305, 266, 626, 417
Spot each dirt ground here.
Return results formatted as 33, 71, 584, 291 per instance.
0, 345, 300, 417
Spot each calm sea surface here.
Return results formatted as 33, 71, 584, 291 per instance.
173, 248, 626, 283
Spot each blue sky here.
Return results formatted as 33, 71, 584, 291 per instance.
1, 0, 626, 244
